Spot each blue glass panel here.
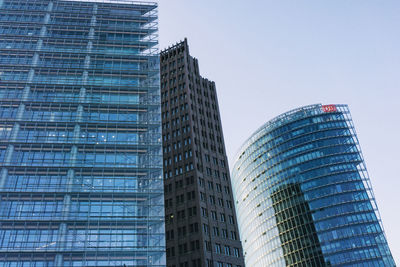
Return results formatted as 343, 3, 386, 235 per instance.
0, 0, 164, 265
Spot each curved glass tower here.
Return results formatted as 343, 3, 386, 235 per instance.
231, 104, 395, 267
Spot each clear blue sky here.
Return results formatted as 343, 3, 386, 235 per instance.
159, 0, 400, 262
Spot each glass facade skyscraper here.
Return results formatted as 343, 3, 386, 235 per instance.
0, 0, 165, 266
231, 104, 395, 267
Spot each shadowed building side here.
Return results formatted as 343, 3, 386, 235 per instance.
271, 182, 326, 266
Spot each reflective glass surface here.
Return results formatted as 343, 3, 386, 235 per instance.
0, 0, 164, 266
231, 104, 395, 267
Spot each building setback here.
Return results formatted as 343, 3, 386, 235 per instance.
0, 0, 165, 266
160, 39, 245, 267
231, 104, 395, 267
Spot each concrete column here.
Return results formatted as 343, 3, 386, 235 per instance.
54, 254, 63, 267
66, 169, 75, 192
4, 145, 14, 165
43, 13, 50, 24
82, 71, 88, 86
73, 125, 80, 143
84, 55, 90, 69
54, 194, 71, 266
32, 54, 39, 66
79, 88, 86, 103
10, 123, 20, 142
16, 104, 25, 121
0, 168, 8, 189
1, 145, 14, 190
39, 26, 47, 37
36, 39, 43, 51
90, 15, 96, 27
87, 41, 93, 53
47, 1, 53, 12
88, 28, 95, 40
27, 69, 35, 83
48, 3, 64, 267
62, 195, 71, 219
69, 146, 78, 167
57, 222, 67, 248
21, 86, 30, 101
76, 105, 83, 123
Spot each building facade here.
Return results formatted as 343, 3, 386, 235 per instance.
231, 104, 395, 267
160, 39, 244, 267
0, 0, 165, 266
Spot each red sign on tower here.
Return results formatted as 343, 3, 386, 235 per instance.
322, 105, 337, 113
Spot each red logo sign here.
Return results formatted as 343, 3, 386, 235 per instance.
322, 105, 337, 113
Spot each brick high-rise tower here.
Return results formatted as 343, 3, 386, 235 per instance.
160, 39, 245, 267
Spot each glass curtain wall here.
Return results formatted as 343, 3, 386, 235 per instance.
0, 0, 165, 266
231, 104, 395, 267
